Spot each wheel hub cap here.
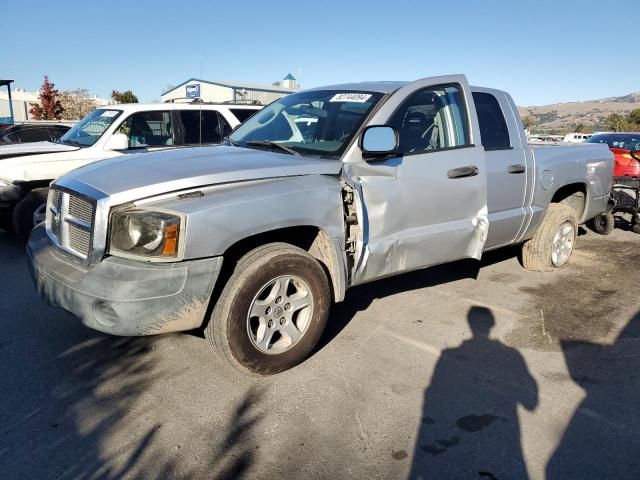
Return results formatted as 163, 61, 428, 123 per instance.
247, 275, 313, 354
551, 221, 575, 267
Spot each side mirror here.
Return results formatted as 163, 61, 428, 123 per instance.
361, 126, 398, 158
104, 133, 129, 151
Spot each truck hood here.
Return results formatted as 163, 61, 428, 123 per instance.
0, 141, 79, 160
56, 145, 343, 203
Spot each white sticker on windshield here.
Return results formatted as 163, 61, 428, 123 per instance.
329, 93, 372, 103
100, 110, 119, 117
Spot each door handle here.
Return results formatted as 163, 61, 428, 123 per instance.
447, 166, 479, 179
508, 164, 526, 174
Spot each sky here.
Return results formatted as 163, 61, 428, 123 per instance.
3, 0, 636, 106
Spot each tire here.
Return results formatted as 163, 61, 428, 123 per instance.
522, 203, 578, 272
206, 243, 331, 375
589, 211, 615, 235
12, 188, 49, 241
632, 223, 640, 235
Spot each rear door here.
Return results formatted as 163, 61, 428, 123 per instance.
346, 75, 489, 284
176, 110, 227, 146
472, 89, 528, 248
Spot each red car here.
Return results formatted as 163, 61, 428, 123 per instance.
587, 133, 640, 177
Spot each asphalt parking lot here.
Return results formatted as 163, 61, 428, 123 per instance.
1, 224, 640, 479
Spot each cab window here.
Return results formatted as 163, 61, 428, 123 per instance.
178, 110, 228, 145
472, 92, 511, 150
389, 84, 470, 155
117, 111, 173, 148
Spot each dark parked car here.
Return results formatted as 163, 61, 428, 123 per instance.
0, 123, 70, 144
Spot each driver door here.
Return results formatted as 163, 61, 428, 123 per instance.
346, 75, 489, 284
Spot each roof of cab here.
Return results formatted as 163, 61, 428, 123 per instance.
100, 103, 262, 113
308, 81, 409, 93
308, 81, 502, 96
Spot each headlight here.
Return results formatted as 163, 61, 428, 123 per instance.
109, 208, 182, 260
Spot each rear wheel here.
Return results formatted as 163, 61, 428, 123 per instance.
589, 211, 615, 235
206, 243, 331, 375
522, 203, 578, 271
12, 188, 49, 241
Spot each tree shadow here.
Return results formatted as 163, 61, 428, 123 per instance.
0, 232, 264, 479
408, 306, 538, 479
546, 310, 640, 478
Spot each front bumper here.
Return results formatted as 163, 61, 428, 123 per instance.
27, 225, 223, 336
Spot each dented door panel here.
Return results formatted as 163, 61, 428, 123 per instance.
343, 75, 489, 285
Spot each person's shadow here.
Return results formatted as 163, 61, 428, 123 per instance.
546, 310, 640, 478
409, 306, 538, 479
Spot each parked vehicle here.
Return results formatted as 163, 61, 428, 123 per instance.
563, 132, 592, 143
0, 123, 70, 145
27, 75, 613, 375
0, 103, 261, 238
587, 132, 640, 177
587, 132, 640, 234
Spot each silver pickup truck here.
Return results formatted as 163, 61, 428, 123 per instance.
27, 75, 613, 375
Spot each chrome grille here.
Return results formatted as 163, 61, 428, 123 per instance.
68, 223, 91, 253
68, 195, 93, 223
46, 187, 95, 259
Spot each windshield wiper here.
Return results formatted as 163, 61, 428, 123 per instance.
245, 140, 300, 156
224, 137, 239, 147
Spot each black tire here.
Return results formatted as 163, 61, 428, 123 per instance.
206, 243, 331, 375
589, 211, 615, 235
522, 203, 578, 272
632, 223, 640, 235
12, 188, 49, 241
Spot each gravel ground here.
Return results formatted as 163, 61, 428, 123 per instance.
1, 223, 639, 479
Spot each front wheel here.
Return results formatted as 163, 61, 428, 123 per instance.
206, 243, 331, 375
522, 203, 578, 272
12, 188, 49, 241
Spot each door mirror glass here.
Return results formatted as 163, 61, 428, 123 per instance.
104, 133, 129, 151
361, 126, 398, 157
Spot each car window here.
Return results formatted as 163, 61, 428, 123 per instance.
472, 92, 511, 150
60, 109, 122, 147
48, 126, 69, 141
389, 84, 470, 155
16, 127, 51, 143
4, 132, 20, 143
588, 134, 640, 150
178, 110, 226, 145
117, 111, 173, 148
229, 90, 383, 158
229, 108, 258, 123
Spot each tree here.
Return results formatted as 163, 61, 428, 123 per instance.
523, 115, 536, 131
605, 109, 640, 132
111, 90, 139, 103
575, 123, 586, 133
29, 76, 64, 120
628, 109, 640, 128
606, 113, 631, 132
58, 88, 97, 120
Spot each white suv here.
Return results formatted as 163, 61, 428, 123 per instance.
0, 102, 261, 238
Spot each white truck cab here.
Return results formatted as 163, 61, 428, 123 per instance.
0, 102, 261, 238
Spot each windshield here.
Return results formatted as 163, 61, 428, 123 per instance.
588, 133, 640, 151
59, 109, 123, 147
229, 90, 384, 158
